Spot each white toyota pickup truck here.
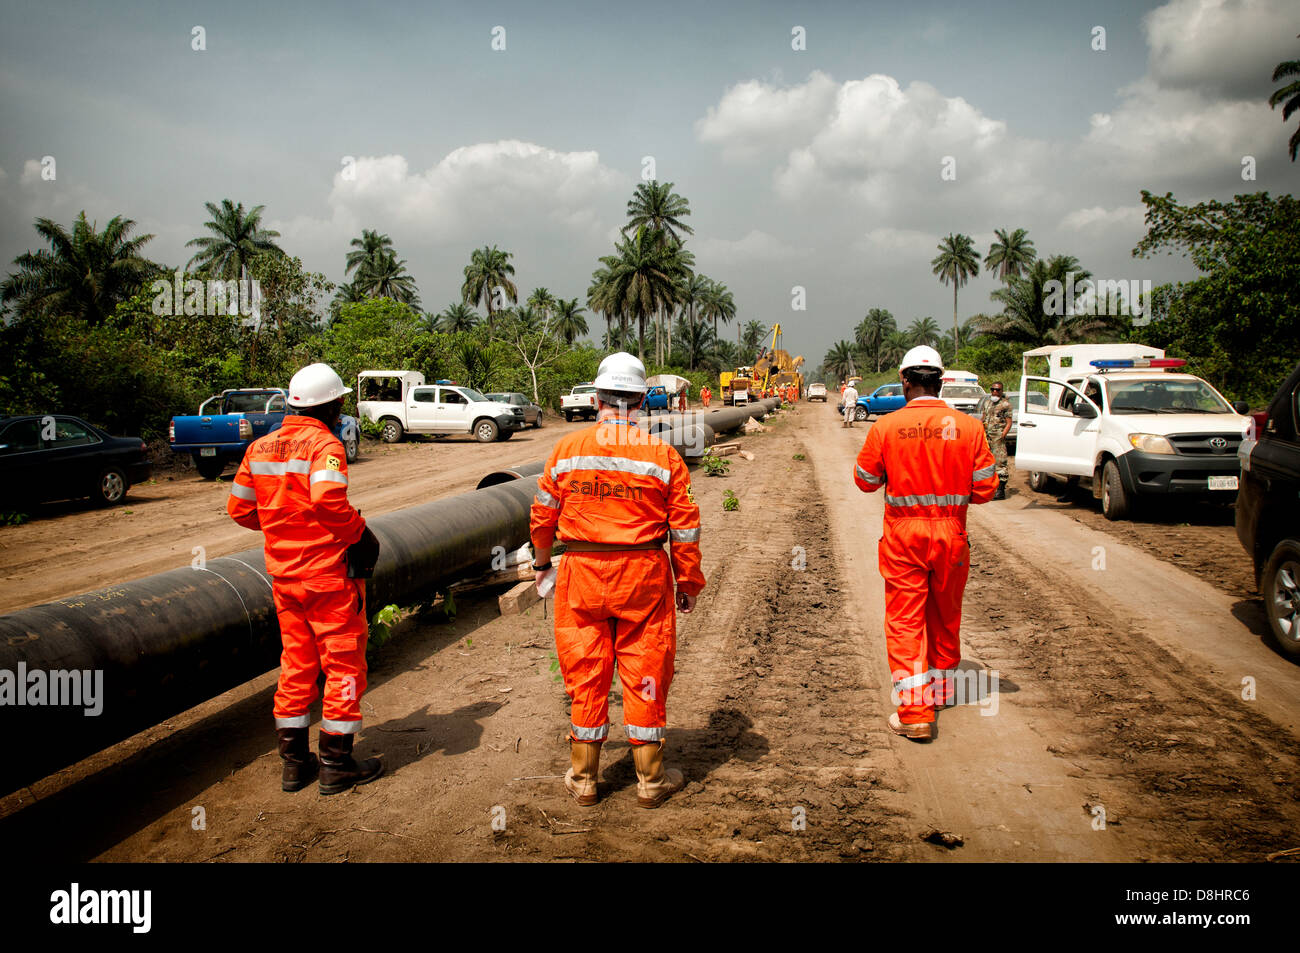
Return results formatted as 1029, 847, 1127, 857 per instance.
357, 370, 526, 443
561, 382, 598, 422
1015, 344, 1250, 520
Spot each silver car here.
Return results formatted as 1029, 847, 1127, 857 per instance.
485, 392, 543, 428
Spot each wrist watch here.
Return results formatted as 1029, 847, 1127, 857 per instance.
532, 561, 552, 571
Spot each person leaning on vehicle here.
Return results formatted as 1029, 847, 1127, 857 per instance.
227, 362, 384, 795
853, 346, 999, 741
530, 351, 706, 809
981, 381, 1013, 500
842, 380, 860, 428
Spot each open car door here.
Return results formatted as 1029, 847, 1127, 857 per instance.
1015, 375, 1101, 477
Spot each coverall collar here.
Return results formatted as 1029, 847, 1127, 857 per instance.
597, 407, 640, 426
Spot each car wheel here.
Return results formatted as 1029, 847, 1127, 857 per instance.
475, 419, 499, 443
195, 456, 226, 480
381, 418, 404, 444
564, 412, 573, 422
533, 412, 542, 429
343, 435, 359, 463
96, 467, 129, 505
499, 429, 514, 441
1263, 539, 1300, 658
854, 405, 868, 421
1028, 471, 1055, 493
1101, 459, 1134, 521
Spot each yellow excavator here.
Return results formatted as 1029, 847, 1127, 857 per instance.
752, 323, 804, 397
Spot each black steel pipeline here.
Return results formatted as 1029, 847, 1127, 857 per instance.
475, 460, 545, 489
0, 476, 540, 794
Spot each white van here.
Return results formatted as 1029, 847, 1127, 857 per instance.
356, 370, 525, 443
1015, 344, 1250, 520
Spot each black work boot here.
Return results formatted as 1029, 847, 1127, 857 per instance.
277, 727, 319, 793
318, 731, 384, 795
994, 475, 1007, 500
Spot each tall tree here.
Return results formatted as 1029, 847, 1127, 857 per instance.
185, 200, 283, 280
906, 316, 942, 347
598, 226, 679, 363
1270, 34, 1300, 161
461, 245, 518, 333
699, 279, 737, 346
931, 233, 981, 355
975, 255, 1103, 347
527, 287, 557, 324
345, 229, 394, 276
437, 302, 480, 333
351, 250, 420, 305
622, 180, 694, 244
984, 227, 1037, 280
1, 212, 158, 324
855, 308, 896, 372
552, 297, 588, 345
823, 340, 857, 381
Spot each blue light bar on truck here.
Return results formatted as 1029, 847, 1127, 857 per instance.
1090, 358, 1187, 369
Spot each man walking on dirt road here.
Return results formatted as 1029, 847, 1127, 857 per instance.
853, 346, 999, 740
530, 351, 706, 808
227, 362, 384, 794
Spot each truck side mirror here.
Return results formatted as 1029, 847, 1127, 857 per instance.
1071, 402, 1098, 419
1231, 400, 1249, 415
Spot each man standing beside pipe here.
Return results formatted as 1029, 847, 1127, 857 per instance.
227, 362, 384, 795
530, 351, 706, 808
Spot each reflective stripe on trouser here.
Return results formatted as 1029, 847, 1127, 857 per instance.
553, 550, 676, 745
879, 518, 970, 724
271, 574, 368, 731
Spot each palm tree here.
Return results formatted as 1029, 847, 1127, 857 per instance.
345, 230, 394, 277
1, 212, 158, 324
586, 263, 619, 349
931, 233, 981, 355
622, 180, 694, 244
855, 308, 896, 372
351, 250, 420, 305
552, 298, 588, 345
824, 341, 857, 381
976, 255, 1109, 347
599, 226, 679, 363
527, 287, 557, 324
879, 330, 912, 369
185, 199, 283, 279
741, 320, 767, 356
906, 316, 942, 347
1270, 36, 1300, 161
438, 302, 480, 333
675, 311, 716, 370
984, 227, 1036, 280
461, 245, 518, 332
699, 279, 737, 346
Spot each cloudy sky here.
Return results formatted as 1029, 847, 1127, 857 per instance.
0, 0, 1295, 365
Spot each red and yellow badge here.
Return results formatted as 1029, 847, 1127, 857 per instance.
685, 483, 695, 504
326, 455, 342, 471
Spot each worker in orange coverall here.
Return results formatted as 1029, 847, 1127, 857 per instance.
701, 385, 712, 408
853, 346, 998, 741
530, 351, 706, 808
227, 362, 383, 794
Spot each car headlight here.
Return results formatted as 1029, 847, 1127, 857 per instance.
1128, 433, 1176, 454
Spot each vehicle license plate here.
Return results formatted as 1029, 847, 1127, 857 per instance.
200, 448, 217, 457
1207, 475, 1237, 490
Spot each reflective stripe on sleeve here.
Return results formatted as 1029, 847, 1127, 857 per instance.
310, 469, 348, 486
625, 725, 666, 742
856, 465, 885, 485
321, 718, 361, 734
669, 527, 701, 543
535, 488, 559, 508
571, 723, 609, 741
972, 464, 996, 481
551, 455, 670, 484
230, 483, 257, 501
275, 714, 311, 729
884, 493, 972, 507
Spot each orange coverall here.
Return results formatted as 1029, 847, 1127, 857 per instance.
701, 387, 711, 408
530, 414, 706, 744
854, 396, 998, 724
227, 416, 369, 735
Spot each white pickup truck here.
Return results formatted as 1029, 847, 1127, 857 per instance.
561, 382, 598, 422
1015, 344, 1250, 520
356, 370, 526, 443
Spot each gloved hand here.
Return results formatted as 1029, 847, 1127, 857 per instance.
535, 565, 557, 599
346, 525, 381, 579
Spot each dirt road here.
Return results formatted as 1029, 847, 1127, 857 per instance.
1, 405, 1297, 862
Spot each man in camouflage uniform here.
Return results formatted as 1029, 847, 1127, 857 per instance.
982, 381, 1013, 500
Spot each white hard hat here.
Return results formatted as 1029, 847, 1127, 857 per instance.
593, 351, 648, 394
287, 362, 352, 408
900, 345, 944, 374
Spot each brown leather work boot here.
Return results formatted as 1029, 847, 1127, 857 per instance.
318, 731, 384, 795
888, 712, 934, 741
565, 741, 602, 806
632, 740, 684, 809
277, 727, 318, 792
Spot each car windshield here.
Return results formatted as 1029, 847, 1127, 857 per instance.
1106, 379, 1231, 414
573, 385, 595, 394
941, 385, 983, 399
457, 388, 488, 403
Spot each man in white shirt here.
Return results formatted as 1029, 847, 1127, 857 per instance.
842, 381, 860, 428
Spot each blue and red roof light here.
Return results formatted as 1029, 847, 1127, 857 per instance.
1089, 358, 1187, 369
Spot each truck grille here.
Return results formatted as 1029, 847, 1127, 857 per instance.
1168, 432, 1241, 455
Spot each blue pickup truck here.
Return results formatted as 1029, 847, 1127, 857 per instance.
641, 385, 672, 415
847, 383, 906, 421
170, 388, 360, 480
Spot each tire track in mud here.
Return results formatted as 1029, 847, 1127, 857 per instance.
961, 536, 1300, 861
